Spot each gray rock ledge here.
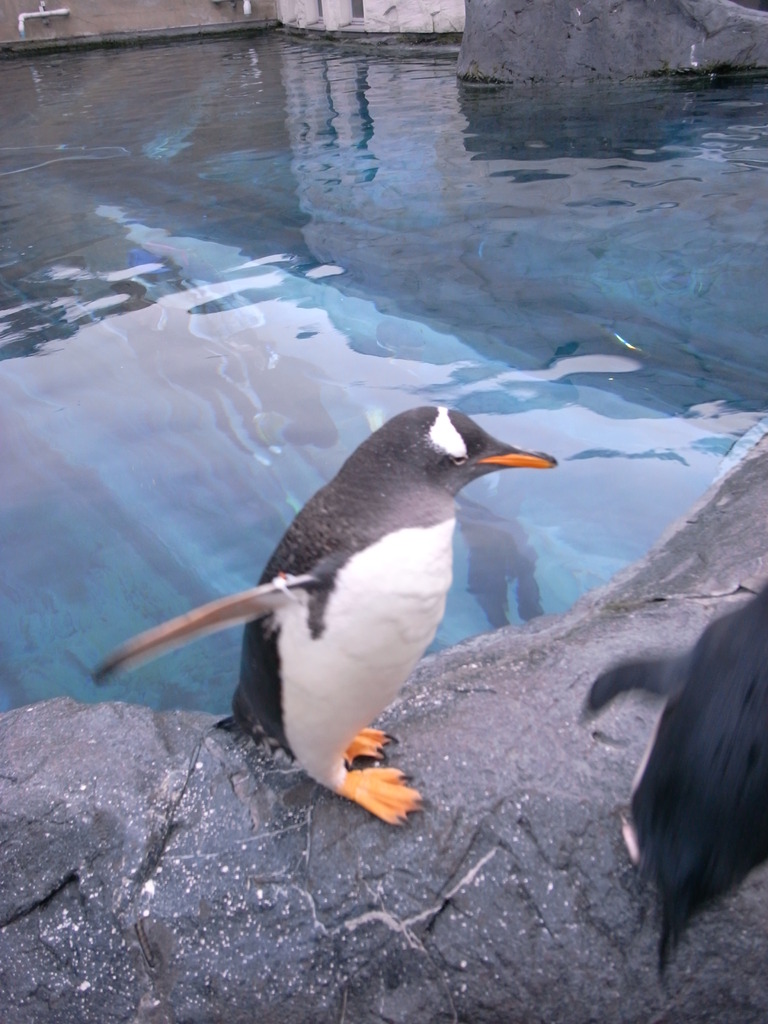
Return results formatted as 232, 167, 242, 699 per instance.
2, 435, 768, 1024
458, 0, 768, 83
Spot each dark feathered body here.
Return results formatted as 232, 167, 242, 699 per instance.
588, 583, 768, 965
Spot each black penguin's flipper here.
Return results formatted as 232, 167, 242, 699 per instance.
215, 715, 238, 732
93, 573, 318, 681
586, 653, 688, 715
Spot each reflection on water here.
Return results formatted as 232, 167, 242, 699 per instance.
1, 38, 767, 713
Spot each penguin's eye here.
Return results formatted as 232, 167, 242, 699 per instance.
450, 454, 468, 466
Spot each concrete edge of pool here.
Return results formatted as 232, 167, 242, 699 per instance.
1, 433, 767, 1021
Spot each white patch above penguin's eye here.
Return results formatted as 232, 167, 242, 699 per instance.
429, 406, 468, 460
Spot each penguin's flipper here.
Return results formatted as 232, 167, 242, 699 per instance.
344, 728, 391, 763
586, 653, 688, 715
94, 573, 318, 681
338, 767, 422, 825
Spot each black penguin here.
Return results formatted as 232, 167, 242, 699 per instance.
586, 582, 768, 966
96, 406, 556, 823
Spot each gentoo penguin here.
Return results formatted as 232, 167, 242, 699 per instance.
586, 582, 768, 967
96, 406, 556, 823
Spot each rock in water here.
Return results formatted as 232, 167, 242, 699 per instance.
458, 0, 768, 83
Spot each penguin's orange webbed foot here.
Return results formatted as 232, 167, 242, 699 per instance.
338, 767, 422, 825
344, 727, 391, 764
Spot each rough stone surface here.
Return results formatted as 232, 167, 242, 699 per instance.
2, 437, 768, 1023
458, 0, 768, 83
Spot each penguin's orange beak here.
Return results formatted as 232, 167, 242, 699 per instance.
478, 450, 557, 470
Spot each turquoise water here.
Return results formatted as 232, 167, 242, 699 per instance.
2, 36, 767, 713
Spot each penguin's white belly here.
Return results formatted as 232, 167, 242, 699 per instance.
278, 517, 456, 788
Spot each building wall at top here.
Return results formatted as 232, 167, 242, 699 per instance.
0, 0, 277, 48
1, 0, 463, 47
278, 0, 464, 32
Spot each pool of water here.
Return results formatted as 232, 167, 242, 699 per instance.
2, 36, 768, 714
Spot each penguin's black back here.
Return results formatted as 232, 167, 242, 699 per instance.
631, 585, 768, 962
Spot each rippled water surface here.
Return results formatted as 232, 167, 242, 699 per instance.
2, 36, 768, 712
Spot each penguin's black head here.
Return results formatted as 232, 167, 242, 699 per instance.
350, 406, 557, 497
